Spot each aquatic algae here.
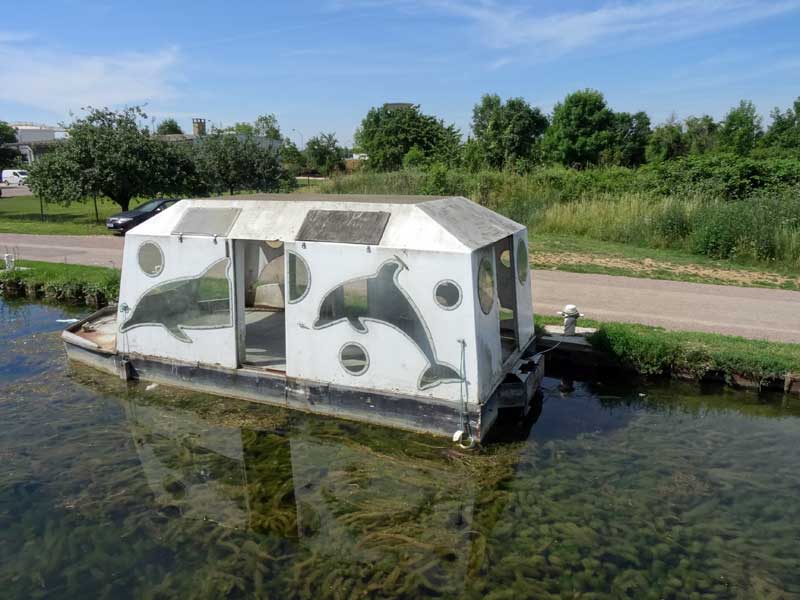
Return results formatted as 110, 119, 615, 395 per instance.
2, 299, 800, 599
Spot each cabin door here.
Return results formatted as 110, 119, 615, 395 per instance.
233, 240, 287, 371
494, 236, 519, 363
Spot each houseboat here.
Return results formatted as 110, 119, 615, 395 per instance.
62, 194, 544, 442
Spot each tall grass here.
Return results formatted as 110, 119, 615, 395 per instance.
317, 166, 800, 270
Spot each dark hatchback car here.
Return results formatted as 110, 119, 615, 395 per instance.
106, 198, 181, 234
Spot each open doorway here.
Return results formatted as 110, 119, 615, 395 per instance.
240, 240, 287, 370
494, 236, 519, 363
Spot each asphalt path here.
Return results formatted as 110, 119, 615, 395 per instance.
2, 233, 799, 343
0, 185, 33, 197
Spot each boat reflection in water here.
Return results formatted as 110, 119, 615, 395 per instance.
122, 385, 545, 597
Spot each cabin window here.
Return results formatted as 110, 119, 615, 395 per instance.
434, 280, 461, 310
287, 252, 310, 303
517, 240, 528, 284
499, 250, 511, 268
119, 257, 232, 340
477, 257, 494, 314
343, 279, 368, 318
138, 241, 164, 277
340, 343, 369, 375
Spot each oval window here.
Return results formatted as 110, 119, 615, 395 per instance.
340, 343, 369, 375
434, 280, 461, 310
499, 249, 511, 268
287, 251, 310, 303
477, 257, 494, 314
138, 242, 164, 277
516, 240, 528, 284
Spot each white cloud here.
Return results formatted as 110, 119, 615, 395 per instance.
335, 0, 800, 59
0, 37, 180, 115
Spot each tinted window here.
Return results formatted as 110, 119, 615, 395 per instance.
135, 199, 164, 212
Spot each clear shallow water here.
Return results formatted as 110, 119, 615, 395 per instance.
1, 299, 800, 599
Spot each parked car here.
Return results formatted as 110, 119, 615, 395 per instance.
106, 198, 181, 234
1, 169, 29, 186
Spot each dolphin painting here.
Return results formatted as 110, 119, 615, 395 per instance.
313, 259, 461, 389
120, 258, 232, 343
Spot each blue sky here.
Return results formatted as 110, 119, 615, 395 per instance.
2, 0, 800, 146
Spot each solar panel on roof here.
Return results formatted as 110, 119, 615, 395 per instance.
296, 210, 390, 245
172, 207, 241, 237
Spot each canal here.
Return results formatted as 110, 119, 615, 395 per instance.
1, 298, 799, 599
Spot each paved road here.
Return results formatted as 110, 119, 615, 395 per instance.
3, 233, 799, 343
0, 185, 33, 198
0, 233, 123, 268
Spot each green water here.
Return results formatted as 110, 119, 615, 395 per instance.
1, 299, 800, 599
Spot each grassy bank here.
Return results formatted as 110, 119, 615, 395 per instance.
0, 260, 119, 306
536, 315, 800, 388
317, 166, 800, 273
530, 234, 800, 290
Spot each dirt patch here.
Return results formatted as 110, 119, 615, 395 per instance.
532, 251, 800, 288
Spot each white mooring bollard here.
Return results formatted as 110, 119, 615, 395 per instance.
557, 304, 584, 336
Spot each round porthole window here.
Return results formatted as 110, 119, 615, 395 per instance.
434, 280, 462, 310
516, 240, 528, 284
287, 251, 310, 303
138, 242, 164, 277
477, 257, 494, 315
339, 343, 369, 375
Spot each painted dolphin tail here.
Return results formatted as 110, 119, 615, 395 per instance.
420, 362, 461, 389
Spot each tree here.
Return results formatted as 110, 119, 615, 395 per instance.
195, 131, 286, 195
254, 114, 282, 139
354, 104, 461, 171
684, 115, 718, 155
156, 118, 183, 135
0, 120, 20, 169
543, 89, 614, 166
718, 100, 763, 156
604, 111, 651, 167
27, 106, 196, 211
646, 118, 687, 163
762, 97, 800, 153
279, 137, 307, 176
305, 132, 345, 176
471, 94, 549, 169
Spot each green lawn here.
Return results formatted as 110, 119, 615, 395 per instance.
0, 195, 149, 235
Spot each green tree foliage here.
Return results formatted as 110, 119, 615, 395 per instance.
354, 104, 461, 171
763, 97, 800, 154
684, 115, 718, 155
227, 114, 282, 139
27, 107, 197, 211
279, 137, 307, 176
305, 132, 346, 176
646, 119, 687, 163
604, 111, 651, 167
718, 100, 763, 156
470, 94, 549, 170
156, 118, 183, 135
195, 131, 285, 195
0, 120, 20, 169
543, 89, 614, 166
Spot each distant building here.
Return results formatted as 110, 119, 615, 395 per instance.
3, 123, 68, 163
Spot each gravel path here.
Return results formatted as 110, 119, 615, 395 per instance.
3, 233, 799, 343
